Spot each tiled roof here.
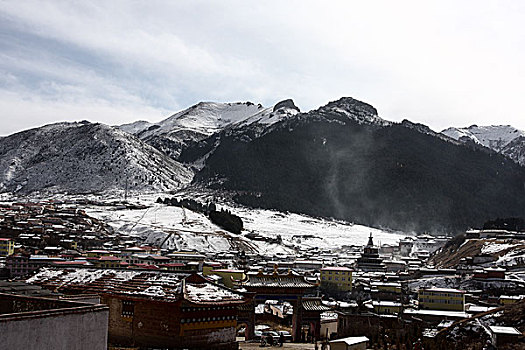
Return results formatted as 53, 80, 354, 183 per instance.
243, 272, 316, 288
302, 298, 331, 312
184, 282, 246, 305
26, 268, 250, 305
26, 267, 186, 301
0, 280, 59, 297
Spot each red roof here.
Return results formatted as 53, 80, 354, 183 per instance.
98, 256, 121, 261
52, 261, 89, 266
151, 256, 171, 261
133, 263, 159, 270
86, 257, 100, 261
0, 238, 12, 241
159, 263, 185, 267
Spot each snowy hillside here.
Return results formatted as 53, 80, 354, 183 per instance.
118, 100, 300, 159
85, 194, 406, 255
0, 122, 192, 195
442, 125, 525, 165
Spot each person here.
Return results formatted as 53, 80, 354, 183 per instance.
279, 332, 284, 347
260, 336, 266, 347
267, 334, 274, 346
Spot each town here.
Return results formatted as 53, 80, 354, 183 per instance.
1, 199, 524, 349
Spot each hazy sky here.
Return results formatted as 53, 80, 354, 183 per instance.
1, 1, 525, 136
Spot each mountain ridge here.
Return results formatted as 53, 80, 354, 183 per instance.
2, 96, 525, 235
190, 97, 525, 233
0, 121, 192, 195
442, 124, 525, 166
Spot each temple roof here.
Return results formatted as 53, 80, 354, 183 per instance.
367, 232, 375, 247
184, 281, 245, 305
26, 267, 247, 304
302, 297, 331, 312
243, 271, 316, 289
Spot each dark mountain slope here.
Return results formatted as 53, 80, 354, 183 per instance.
192, 98, 525, 233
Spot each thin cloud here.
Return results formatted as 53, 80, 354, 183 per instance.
1, 0, 525, 135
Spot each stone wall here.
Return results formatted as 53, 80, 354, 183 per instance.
0, 293, 109, 350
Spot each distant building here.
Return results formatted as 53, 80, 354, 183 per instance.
356, 233, 386, 272
294, 259, 323, 270
473, 267, 506, 280
6, 254, 65, 278
94, 255, 122, 268
418, 287, 465, 311
167, 251, 206, 271
320, 267, 353, 292
203, 269, 245, 288
489, 326, 522, 347
372, 301, 402, 315
0, 238, 14, 257
499, 295, 524, 305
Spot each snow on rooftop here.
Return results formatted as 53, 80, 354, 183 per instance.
489, 326, 521, 335
321, 266, 352, 271
420, 287, 465, 293
139, 285, 166, 298
404, 309, 470, 318
321, 311, 338, 321
481, 241, 521, 254
330, 336, 369, 345
112, 270, 141, 282
185, 282, 244, 303
26, 267, 185, 300
26, 268, 64, 283
372, 301, 402, 307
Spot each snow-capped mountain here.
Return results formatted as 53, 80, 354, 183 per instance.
118, 100, 300, 159
190, 97, 525, 233
2, 96, 525, 234
442, 125, 525, 165
0, 121, 192, 195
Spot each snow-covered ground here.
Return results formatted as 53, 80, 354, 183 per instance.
85, 193, 407, 255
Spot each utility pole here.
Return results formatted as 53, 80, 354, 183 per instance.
124, 170, 128, 201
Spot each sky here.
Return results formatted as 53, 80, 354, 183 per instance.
1, 1, 525, 136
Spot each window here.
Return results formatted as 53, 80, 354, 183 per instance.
121, 300, 134, 317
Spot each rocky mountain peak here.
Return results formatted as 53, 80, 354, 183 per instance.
273, 99, 300, 112
316, 97, 390, 126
